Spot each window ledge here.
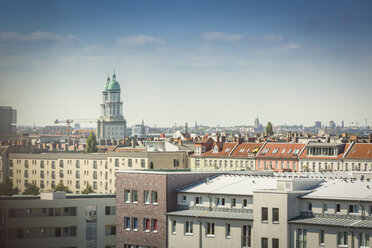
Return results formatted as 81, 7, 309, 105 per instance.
125, 228, 131, 231
272, 221, 279, 224
185, 233, 193, 236
132, 229, 138, 232
152, 231, 158, 233
144, 230, 150, 233
172, 232, 176, 235
144, 202, 150, 205
261, 221, 269, 223
152, 203, 158, 206
206, 234, 215, 238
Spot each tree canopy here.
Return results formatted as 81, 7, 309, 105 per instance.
22, 183, 40, 195
266, 122, 274, 136
81, 183, 95, 194
0, 177, 18, 196
86, 132, 98, 153
53, 182, 72, 193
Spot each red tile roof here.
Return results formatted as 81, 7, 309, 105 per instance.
230, 143, 264, 158
344, 143, 372, 160
198, 142, 238, 157
256, 142, 305, 159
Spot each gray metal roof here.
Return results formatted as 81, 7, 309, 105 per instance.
166, 209, 253, 220
289, 216, 372, 229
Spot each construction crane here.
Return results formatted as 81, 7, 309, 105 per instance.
54, 119, 97, 141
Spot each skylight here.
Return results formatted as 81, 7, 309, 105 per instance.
281, 149, 286, 154
287, 149, 292, 154
272, 148, 279, 154
239, 148, 245, 153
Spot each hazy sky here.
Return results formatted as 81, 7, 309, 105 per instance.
0, 0, 371, 128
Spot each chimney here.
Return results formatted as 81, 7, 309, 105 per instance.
221, 135, 226, 143
178, 139, 182, 146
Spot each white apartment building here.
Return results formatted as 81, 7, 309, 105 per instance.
167, 173, 372, 248
0, 192, 116, 248
8, 151, 189, 194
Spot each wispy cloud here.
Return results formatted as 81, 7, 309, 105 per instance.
0, 31, 75, 44
116, 35, 165, 46
264, 34, 284, 42
201, 31, 246, 43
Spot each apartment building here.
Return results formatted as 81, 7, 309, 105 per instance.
298, 143, 352, 172
343, 143, 372, 172
115, 170, 221, 248
190, 140, 263, 171
166, 173, 372, 248
0, 192, 116, 248
255, 142, 306, 172
8, 151, 189, 194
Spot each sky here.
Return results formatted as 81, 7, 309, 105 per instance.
0, 0, 372, 128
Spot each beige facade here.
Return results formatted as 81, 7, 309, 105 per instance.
0, 192, 116, 248
167, 174, 372, 248
8, 151, 188, 194
190, 157, 255, 171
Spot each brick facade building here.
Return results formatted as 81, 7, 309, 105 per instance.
115, 170, 220, 248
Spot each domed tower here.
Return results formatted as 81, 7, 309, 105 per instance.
96, 73, 127, 141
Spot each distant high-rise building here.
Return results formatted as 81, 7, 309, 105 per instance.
314, 121, 322, 129
342, 120, 344, 129
96, 73, 127, 140
0, 106, 17, 135
329, 120, 336, 129
254, 117, 260, 129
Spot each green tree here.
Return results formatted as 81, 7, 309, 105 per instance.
0, 177, 19, 196
81, 183, 95, 194
53, 182, 72, 193
266, 122, 274, 136
22, 183, 40, 195
86, 132, 98, 153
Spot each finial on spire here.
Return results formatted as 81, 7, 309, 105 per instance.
112, 70, 116, 81
107, 74, 110, 83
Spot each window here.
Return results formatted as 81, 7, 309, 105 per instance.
262, 207, 268, 222
337, 232, 348, 246
349, 204, 358, 214
232, 198, 236, 207
172, 220, 176, 234
141, 159, 145, 168
272, 238, 279, 248
132, 217, 138, 231
173, 159, 179, 167
322, 203, 328, 213
144, 218, 150, 232
128, 159, 132, 167
152, 191, 158, 204
152, 219, 158, 232
195, 196, 202, 205
93, 161, 97, 169
124, 190, 131, 203
272, 208, 279, 223
225, 224, 231, 238
115, 159, 119, 167
105, 206, 116, 215
319, 230, 325, 245
336, 204, 341, 213
132, 190, 138, 203
360, 233, 370, 248
308, 202, 312, 212
297, 229, 307, 248
185, 221, 193, 234
206, 222, 215, 236
124, 217, 131, 230
242, 225, 251, 248
243, 199, 248, 208
144, 190, 150, 204
262, 237, 268, 248
216, 197, 225, 206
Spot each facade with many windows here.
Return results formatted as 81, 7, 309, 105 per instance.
0, 192, 116, 248
7, 151, 189, 194
115, 170, 220, 248
165, 173, 372, 248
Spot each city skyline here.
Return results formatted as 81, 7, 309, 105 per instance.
0, 0, 372, 127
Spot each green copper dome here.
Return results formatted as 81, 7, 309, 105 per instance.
107, 74, 121, 91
